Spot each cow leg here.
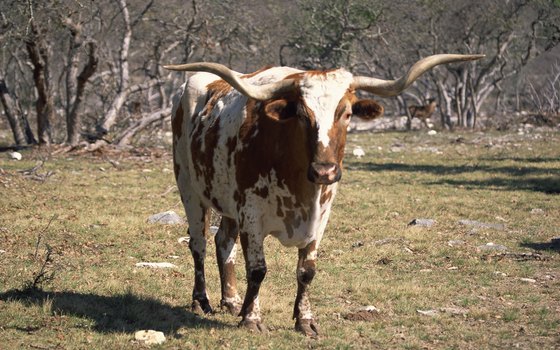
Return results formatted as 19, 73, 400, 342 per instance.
293, 241, 320, 338
214, 217, 242, 315
422, 118, 430, 129
185, 201, 213, 314
238, 232, 267, 333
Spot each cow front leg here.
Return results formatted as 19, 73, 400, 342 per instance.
238, 232, 268, 333
186, 206, 213, 314
215, 217, 242, 315
293, 241, 320, 338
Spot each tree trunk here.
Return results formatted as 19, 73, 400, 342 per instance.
0, 76, 26, 145
95, 0, 131, 137
25, 22, 54, 145
66, 40, 98, 146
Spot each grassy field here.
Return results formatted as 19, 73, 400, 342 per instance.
0, 130, 559, 349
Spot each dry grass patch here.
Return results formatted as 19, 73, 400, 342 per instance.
1, 131, 559, 349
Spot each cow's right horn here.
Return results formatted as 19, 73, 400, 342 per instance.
351, 54, 485, 97
164, 62, 296, 101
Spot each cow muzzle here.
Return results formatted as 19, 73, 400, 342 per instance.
308, 162, 341, 185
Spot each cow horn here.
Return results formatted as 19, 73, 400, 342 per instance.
351, 54, 485, 97
163, 62, 296, 101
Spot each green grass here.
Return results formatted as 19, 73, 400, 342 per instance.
1, 130, 559, 349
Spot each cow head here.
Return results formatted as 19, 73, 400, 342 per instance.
261, 70, 384, 184
164, 54, 484, 185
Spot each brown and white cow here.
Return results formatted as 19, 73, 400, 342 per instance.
164, 54, 483, 336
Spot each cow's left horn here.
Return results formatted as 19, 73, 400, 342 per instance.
163, 62, 296, 101
351, 54, 485, 97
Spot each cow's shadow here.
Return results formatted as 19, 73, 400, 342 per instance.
0, 287, 228, 336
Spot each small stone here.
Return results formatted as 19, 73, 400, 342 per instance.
168, 255, 180, 259
8, 151, 22, 160
148, 211, 184, 225
352, 147, 365, 158
519, 278, 536, 283
477, 242, 508, 251
374, 237, 398, 245
343, 305, 381, 321
134, 330, 166, 345
209, 226, 219, 235
494, 271, 507, 277
351, 241, 364, 248
360, 305, 380, 313
459, 219, 505, 230
135, 262, 177, 269
447, 240, 465, 247
177, 236, 190, 244
0, 249, 5, 254
377, 257, 392, 265
440, 307, 468, 316
408, 218, 435, 227
427, 130, 437, 135
417, 309, 439, 316
530, 208, 544, 215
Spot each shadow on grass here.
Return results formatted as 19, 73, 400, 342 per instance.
520, 241, 560, 253
346, 162, 560, 194
0, 287, 229, 336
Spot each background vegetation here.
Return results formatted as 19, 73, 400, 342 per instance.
1, 0, 559, 148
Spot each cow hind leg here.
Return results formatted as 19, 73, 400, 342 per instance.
293, 241, 320, 338
184, 199, 213, 314
215, 217, 242, 315
238, 232, 268, 333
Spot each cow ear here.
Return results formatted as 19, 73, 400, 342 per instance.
352, 99, 384, 120
264, 99, 297, 121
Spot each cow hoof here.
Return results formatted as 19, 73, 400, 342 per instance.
192, 299, 213, 315
295, 319, 320, 338
238, 319, 268, 334
220, 300, 241, 316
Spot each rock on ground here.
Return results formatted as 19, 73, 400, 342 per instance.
408, 218, 436, 227
134, 330, 166, 345
459, 219, 505, 230
147, 210, 184, 224
135, 262, 177, 269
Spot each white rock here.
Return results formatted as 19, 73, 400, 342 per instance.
360, 305, 380, 313
519, 277, 536, 283
178, 236, 190, 244
135, 262, 177, 269
530, 208, 544, 215
209, 225, 219, 235
8, 151, 22, 160
352, 147, 365, 158
0, 249, 5, 254
417, 309, 439, 316
134, 330, 166, 345
477, 242, 508, 251
148, 211, 184, 225
427, 130, 437, 135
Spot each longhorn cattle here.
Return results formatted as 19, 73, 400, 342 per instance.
164, 54, 483, 336
408, 98, 437, 128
